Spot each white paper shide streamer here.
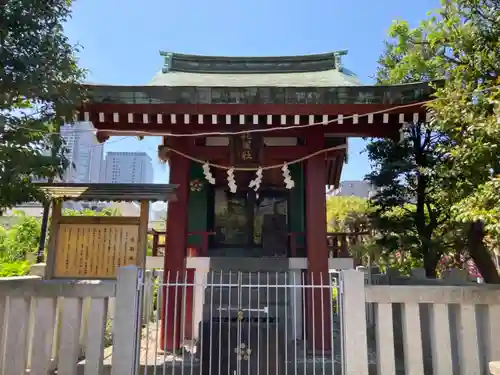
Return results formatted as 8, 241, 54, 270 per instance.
248, 167, 263, 196
227, 168, 237, 193
281, 163, 295, 189
202, 162, 216, 184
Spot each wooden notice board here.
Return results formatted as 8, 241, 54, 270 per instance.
53, 223, 140, 278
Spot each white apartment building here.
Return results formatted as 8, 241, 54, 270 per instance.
101, 152, 154, 184
60, 122, 103, 183
329, 180, 376, 198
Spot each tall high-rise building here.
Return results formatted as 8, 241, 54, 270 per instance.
60, 122, 103, 182
101, 152, 154, 184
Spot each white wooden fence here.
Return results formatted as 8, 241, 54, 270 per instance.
0, 267, 139, 375
362, 282, 500, 375
1, 267, 500, 375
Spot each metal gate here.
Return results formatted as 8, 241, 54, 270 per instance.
135, 270, 344, 375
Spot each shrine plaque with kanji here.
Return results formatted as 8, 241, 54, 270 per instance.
53, 224, 140, 278
231, 133, 262, 166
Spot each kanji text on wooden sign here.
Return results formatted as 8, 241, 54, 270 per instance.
54, 224, 139, 278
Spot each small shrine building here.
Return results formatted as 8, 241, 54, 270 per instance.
79, 51, 432, 349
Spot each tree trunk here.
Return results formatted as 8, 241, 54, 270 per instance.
468, 220, 500, 284
423, 250, 438, 278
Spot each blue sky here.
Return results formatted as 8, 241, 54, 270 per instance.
65, 0, 439, 183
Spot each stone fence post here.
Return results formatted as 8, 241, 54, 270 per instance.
490, 361, 500, 374
111, 266, 141, 375
341, 269, 369, 375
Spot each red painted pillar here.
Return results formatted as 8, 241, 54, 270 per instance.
305, 131, 331, 352
161, 150, 189, 351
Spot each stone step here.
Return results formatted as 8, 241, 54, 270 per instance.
206, 271, 288, 285
203, 286, 290, 306
207, 257, 290, 272
202, 304, 289, 320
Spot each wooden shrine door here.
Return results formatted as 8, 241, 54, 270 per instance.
211, 188, 289, 256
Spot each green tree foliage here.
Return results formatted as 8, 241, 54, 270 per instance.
326, 196, 378, 265
0, 1, 85, 213
365, 127, 454, 277
326, 196, 371, 232
371, 0, 500, 281
455, 177, 500, 248
369, 8, 455, 278
425, 0, 500, 282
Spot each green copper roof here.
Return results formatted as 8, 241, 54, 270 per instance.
36, 183, 178, 202
150, 51, 361, 87
85, 81, 435, 105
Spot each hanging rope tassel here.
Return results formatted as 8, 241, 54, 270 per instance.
281, 163, 295, 189
202, 162, 216, 184
249, 167, 263, 197
227, 168, 237, 193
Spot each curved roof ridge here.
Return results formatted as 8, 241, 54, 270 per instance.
159, 50, 350, 75
159, 50, 348, 61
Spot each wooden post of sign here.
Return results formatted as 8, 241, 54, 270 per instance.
45, 199, 62, 279
137, 200, 150, 268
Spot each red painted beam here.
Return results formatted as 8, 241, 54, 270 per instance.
263, 147, 344, 161
326, 150, 345, 161
185, 145, 229, 161
82, 109, 423, 130
262, 146, 310, 160
81, 102, 425, 115
94, 121, 401, 140
162, 143, 344, 169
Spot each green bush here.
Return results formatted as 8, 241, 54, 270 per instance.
0, 211, 41, 262
0, 261, 30, 277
